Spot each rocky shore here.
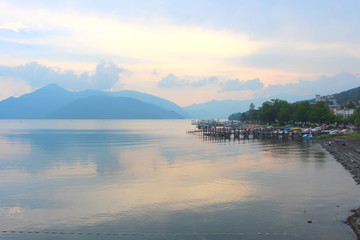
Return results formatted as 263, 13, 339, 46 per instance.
319, 138, 360, 184
319, 138, 360, 239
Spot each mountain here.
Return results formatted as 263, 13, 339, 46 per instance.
0, 84, 185, 119
89, 89, 190, 118
333, 86, 360, 105
50, 95, 183, 119
304, 86, 360, 105
0, 84, 78, 118
184, 87, 360, 119
184, 98, 272, 119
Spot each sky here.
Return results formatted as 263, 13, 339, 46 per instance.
0, 0, 360, 106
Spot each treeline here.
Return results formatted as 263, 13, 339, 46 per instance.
228, 99, 360, 127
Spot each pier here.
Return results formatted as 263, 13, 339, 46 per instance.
187, 120, 313, 141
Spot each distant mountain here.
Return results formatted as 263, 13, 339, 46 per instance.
184, 98, 272, 119
0, 84, 185, 119
0, 84, 78, 118
184, 92, 313, 119
304, 85, 360, 105
50, 95, 183, 119
98, 89, 190, 118
333, 86, 360, 105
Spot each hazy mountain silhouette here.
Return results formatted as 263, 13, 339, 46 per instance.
0, 84, 184, 119
79, 89, 190, 118
184, 99, 270, 119
0, 84, 78, 118
188, 94, 316, 119
49, 95, 183, 119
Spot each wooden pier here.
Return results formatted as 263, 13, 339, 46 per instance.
187, 120, 305, 141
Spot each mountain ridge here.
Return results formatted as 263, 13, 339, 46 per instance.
49, 95, 183, 119
0, 84, 185, 119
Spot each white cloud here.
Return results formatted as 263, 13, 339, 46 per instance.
254, 72, 360, 100
157, 74, 187, 88
0, 22, 26, 32
0, 62, 125, 93
219, 78, 264, 92
0, 77, 32, 100
0, 1, 264, 65
91, 62, 124, 90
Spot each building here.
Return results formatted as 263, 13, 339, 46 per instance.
334, 108, 355, 118
315, 94, 337, 105
315, 94, 356, 118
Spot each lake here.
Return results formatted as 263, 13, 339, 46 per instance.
0, 119, 359, 240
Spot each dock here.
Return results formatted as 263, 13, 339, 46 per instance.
187, 120, 306, 141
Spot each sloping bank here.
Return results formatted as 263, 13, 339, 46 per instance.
319, 137, 360, 239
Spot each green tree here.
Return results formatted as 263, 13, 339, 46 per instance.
345, 101, 356, 109
353, 107, 360, 131
228, 112, 242, 120
310, 102, 335, 124
276, 100, 293, 124
293, 101, 311, 122
258, 100, 276, 124
248, 103, 256, 121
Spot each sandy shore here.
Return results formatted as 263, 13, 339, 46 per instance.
319, 138, 360, 239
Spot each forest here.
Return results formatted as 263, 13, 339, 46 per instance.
228, 99, 360, 127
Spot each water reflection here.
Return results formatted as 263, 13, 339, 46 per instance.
0, 120, 359, 240
0, 129, 162, 175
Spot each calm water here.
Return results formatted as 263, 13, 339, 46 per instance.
0, 119, 359, 240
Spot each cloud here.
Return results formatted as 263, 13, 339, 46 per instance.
191, 77, 218, 88
91, 62, 124, 90
236, 43, 360, 74
219, 78, 264, 92
254, 72, 360, 101
157, 74, 187, 88
0, 1, 262, 68
0, 76, 32, 99
158, 75, 220, 89
151, 69, 159, 75
0, 22, 26, 32
0, 61, 125, 91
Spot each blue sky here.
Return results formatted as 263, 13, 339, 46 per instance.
0, 0, 360, 105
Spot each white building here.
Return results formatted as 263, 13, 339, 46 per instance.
315, 95, 337, 105
334, 108, 355, 118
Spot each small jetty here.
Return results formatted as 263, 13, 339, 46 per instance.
187, 120, 333, 141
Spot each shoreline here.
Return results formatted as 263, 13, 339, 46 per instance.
319, 138, 360, 184
319, 138, 360, 239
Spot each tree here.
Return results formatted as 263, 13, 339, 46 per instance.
353, 107, 360, 131
228, 112, 242, 120
346, 101, 356, 109
309, 102, 335, 124
258, 101, 276, 124
293, 101, 311, 122
275, 100, 293, 124
248, 103, 255, 121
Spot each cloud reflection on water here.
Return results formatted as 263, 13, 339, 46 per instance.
0, 128, 258, 230
0, 121, 359, 240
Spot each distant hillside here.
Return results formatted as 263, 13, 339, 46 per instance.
187, 85, 360, 119
333, 86, 360, 105
50, 95, 183, 119
104, 90, 190, 118
184, 98, 274, 119
185, 100, 243, 119
305, 85, 360, 105
0, 84, 78, 118
0, 84, 185, 119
